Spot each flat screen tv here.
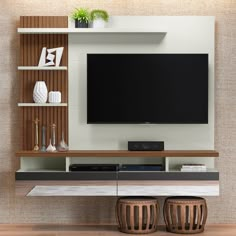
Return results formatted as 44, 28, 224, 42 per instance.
87, 54, 208, 124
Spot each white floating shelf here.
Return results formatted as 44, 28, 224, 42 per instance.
18, 66, 67, 71
27, 185, 117, 196
17, 28, 167, 34
18, 103, 68, 107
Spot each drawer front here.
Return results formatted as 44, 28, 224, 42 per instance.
16, 180, 117, 196
117, 180, 219, 196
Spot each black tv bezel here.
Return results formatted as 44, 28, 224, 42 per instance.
87, 53, 209, 124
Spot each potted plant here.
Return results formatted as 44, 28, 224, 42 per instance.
71, 8, 90, 28
90, 9, 109, 28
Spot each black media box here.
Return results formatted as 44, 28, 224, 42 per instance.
120, 164, 163, 171
69, 164, 119, 172
128, 141, 164, 151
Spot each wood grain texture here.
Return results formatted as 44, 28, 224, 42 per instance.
0, 0, 235, 225
15, 150, 219, 157
15, 180, 219, 197
15, 180, 117, 196
0, 224, 235, 236
116, 197, 159, 234
164, 197, 207, 234
117, 181, 219, 186
19, 16, 68, 150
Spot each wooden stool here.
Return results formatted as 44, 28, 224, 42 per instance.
116, 197, 159, 234
163, 196, 207, 234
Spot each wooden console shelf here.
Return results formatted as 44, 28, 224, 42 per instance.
16, 150, 219, 158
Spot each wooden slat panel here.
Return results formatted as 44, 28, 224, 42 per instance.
19, 16, 68, 150
19, 35, 68, 66
20, 16, 68, 28
22, 107, 68, 150
19, 71, 68, 102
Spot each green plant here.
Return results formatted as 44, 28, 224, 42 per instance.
91, 9, 109, 22
71, 8, 90, 23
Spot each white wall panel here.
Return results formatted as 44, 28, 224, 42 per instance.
69, 16, 215, 167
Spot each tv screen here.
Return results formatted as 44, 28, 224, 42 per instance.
87, 54, 208, 124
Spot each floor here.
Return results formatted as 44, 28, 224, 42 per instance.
0, 225, 235, 236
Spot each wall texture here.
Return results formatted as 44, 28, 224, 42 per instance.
0, 0, 235, 224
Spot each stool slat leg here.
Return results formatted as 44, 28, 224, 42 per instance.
146, 204, 151, 230
163, 200, 168, 227
193, 205, 197, 228
181, 205, 185, 231
122, 204, 127, 229
166, 204, 171, 230
130, 205, 134, 231
189, 205, 194, 231
172, 204, 177, 228
156, 203, 159, 227
197, 204, 201, 230
202, 203, 208, 227
152, 204, 155, 229
138, 205, 143, 230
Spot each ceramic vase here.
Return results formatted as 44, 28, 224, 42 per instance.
92, 19, 106, 28
33, 81, 48, 103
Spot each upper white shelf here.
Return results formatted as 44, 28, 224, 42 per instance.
18, 103, 68, 107
18, 66, 67, 71
17, 28, 167, 34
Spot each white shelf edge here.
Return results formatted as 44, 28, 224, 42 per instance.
18, 66, 67, 71
17, 28, 167, 34
18, 103, 68, 107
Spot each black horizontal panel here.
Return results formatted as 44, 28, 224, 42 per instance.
118, 171, 219, 181
15, 171, 219, 181
15, 171, 117, 181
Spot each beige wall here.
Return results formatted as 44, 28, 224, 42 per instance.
0, 0, 235, 224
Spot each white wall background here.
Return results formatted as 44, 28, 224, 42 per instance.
69, 16, 215, 167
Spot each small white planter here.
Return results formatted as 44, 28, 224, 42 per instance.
49, 91, 61, 103
92, 19, 106, 28
33, 81, 48, 103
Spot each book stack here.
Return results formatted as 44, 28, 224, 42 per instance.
180, 164, 207, 172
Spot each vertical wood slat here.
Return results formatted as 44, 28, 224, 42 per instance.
152, 204, 157, 228
138, 205, 142, 230
130, 205, 134, 231
202, 203, 208, 226
197, 205, 201, 229
172, 204, 177, 227
19, 16, 68, 150
189, 205, 194, 230
146, 205, 150, 230
20, 16, 68, 28
180, 205, 185, 230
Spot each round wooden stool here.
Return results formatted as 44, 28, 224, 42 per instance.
116, 197, 159, 234
163, 196, 207, 234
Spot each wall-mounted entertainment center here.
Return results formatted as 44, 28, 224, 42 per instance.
16, 16, 219, 197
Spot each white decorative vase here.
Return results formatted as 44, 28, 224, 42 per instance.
33, 81, 48, 103
92, 19, 106, 28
